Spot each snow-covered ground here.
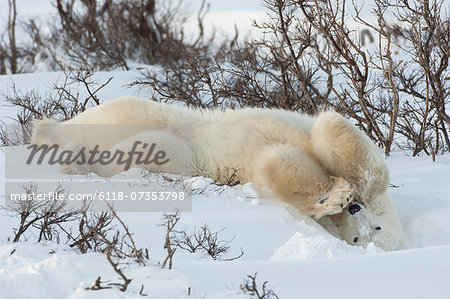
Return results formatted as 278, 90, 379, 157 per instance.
1, 146, 450, 298
1, 1, 450, 298
1, 70, 450, 298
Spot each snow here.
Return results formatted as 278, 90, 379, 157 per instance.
1, 1, 450, 298
1, 121, 450, 297
0, 242, 192, 299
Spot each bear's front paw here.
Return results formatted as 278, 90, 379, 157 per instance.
311, 177, 354, 219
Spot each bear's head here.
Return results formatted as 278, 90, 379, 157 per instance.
331, 192, 403, 251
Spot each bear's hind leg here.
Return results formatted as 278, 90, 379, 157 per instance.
63, 130, 193, 178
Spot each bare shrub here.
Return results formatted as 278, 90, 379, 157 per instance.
77, 204, 148, 292
255, 0, 449, 155
0, 0, 18, 74
85, 276, 111, 291
214, 167, 243, 187
160, 210, 180, 270
387, 0, 449, 158
73, 204, 147, 262
130, 38, 320, 110
133, 0, 449, 157
159, 211, 243, 268
68, 210, 114, 254
0, 0, 38, 74
0, 69, 112, 146
25, 0, 210, 70
173, 224, 244, 261
0, 108, 34, 146
5, 183, 146, 292
5, 182, 79, 243
240, 272, 279, 299
98, 231, 133, 292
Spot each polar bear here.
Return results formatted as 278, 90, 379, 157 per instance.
31, 96, 402, 250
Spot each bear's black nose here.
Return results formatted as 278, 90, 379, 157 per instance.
348, 203, 361, 215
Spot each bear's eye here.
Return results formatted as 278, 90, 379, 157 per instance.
374, 227, 382, 231
348, 203, 361, 215
353, 237, 359, 243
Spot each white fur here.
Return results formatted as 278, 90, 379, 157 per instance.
32, 96, 403, 250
